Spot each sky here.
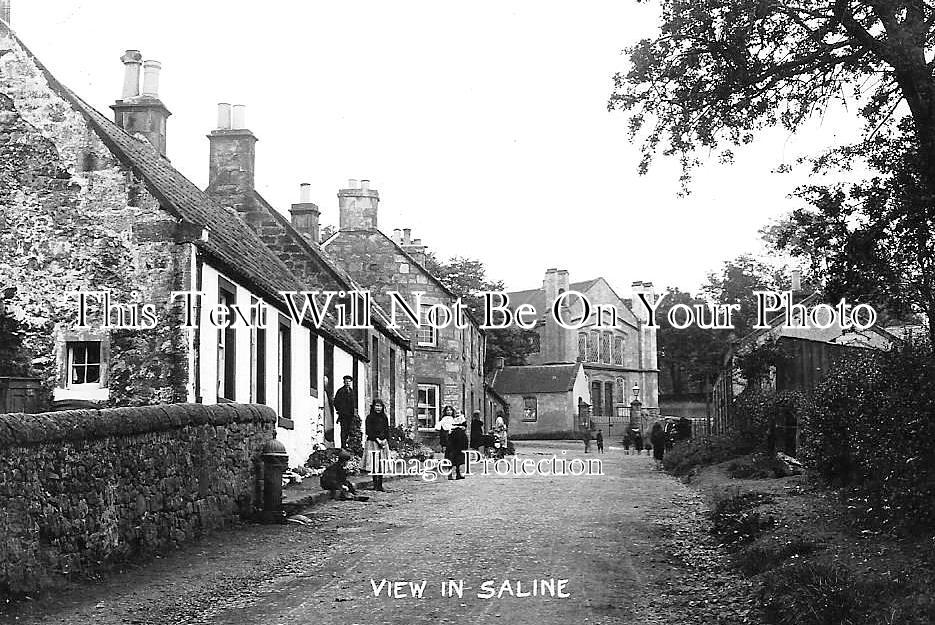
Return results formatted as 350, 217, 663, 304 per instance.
11, 1, 860, 295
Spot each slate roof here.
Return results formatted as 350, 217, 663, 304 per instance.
3, 23, 365, 358
492, 363, 581, 395
252, 193, 410, 348
507, 279, 602, 312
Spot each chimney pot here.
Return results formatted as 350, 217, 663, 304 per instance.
412, 238, 422, 246
360, 179, 370, 191
120, 50, 143, 99
1, 0, 11, 25
393, 228, 402, 241
232, 104, 247, 130
299, 183, 312, 203
347, 178, 358, 189
791, 268, 802, 292
216, 103, 232, 129
141, 59, 161, 97
402, 228, 412, 245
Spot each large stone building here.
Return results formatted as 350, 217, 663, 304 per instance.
322, 186, 487, 440
0, 19, 410, 465
503, 269, 659, 435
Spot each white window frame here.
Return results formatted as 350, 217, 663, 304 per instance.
417, 383, 440, 430
522, 396, 537, 422
417, 304, 438, 347
66, 341, 103, 389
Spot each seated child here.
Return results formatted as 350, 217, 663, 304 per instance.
320, 450, 361, 500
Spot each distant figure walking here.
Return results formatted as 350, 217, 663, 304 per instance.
622, 431, 631, 452
651, 423, 666, 463
582, 427, 592, 453
596, 430, 604, 453
633, 429, 644, 453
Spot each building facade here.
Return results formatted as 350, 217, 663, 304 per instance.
0, 23, 408, 465
505, 269, 659, 432
322, 185, 486, 442
489, 362, 589, 438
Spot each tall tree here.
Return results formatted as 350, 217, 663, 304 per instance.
610, 0, 935, 338
764, 123, 932, 332
656, 287, 725, 394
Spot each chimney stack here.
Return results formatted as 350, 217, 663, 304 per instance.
206, 103, 258, 215
1, 0, 11, 25
542, 268, 574, 363
111, 50, 171, 156
290, 183, 321, 244
791, 268, 802, 293
399, 229, 428, 263
338, 178, 379, 230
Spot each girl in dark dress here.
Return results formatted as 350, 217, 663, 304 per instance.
470, 411, 484, 454
446, 416, 469, 480
363, 399, 390, 491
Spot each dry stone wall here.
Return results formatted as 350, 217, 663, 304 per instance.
0, 402, 276, 594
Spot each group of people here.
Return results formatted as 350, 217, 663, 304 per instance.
319, 373, 511, 499
437, 406, 510, 478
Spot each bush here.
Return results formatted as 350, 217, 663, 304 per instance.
802, 340, 935, 533
758, 562, 856, 625
726, 453, 789, 479
710, 491, 775, 544
734, 537, 820, 576
662, 433, 754, 476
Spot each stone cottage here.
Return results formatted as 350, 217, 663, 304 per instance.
489, 361, 589, 438
201, 103, 412, 427
0, 21, 404, 464
504, 269, 659, 434
322, 186, 486, 441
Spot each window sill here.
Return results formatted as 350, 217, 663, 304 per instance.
53, 385, 110, 402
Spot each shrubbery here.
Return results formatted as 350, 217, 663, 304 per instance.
758, 562, 856, 625
801, 340, 935, 533
663, 389, 805, 477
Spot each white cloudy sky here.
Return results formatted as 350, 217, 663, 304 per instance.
12, 1, 859, 294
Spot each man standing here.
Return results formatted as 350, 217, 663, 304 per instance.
333, 375, 356, 449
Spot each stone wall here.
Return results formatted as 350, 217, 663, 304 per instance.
0, 27, 190, 405
0, 403, 276, 594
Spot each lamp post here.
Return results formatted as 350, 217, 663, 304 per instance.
629, 381, 642, 435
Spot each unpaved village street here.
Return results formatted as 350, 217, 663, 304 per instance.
2, 442, 752, 625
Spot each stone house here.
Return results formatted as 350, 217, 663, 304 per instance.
505, 269, 659, 431
488, 361, 589, 438
201, 104, 412, 428
0, 20, 407, 465
322, 189, 486, 442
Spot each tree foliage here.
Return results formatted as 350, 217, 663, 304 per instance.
424, 255, 539, 369
656, 287, 725, 393
610, 0, 935, 190
765, 121, 934, 334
